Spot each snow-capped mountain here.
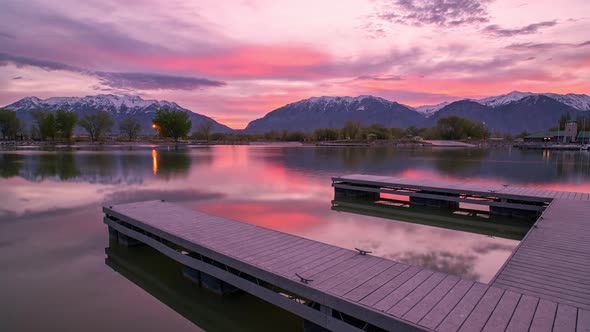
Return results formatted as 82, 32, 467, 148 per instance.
7, 94, 185, 115
4, 94, 233, 134
475, 91, 534, 108
245, 95, 424, 133
542, 93, 590, 111
473, 91, 590, 110
245, 91, 589, 134
414, 102, 450, 117
303, 95, 391, 110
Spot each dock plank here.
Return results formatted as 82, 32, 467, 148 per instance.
530, 299, 558, 332
481, 291, 521, 332
328, 259, 396, 296
458, 287, 504, 332
388, 272, 447, 317
579, 309, 590, 332
372, 269, 436, 312
359, 266, 423, 307
436, 283, 488, 332
343, 263, 409, 302
505, 295, 539, 332
402, 275, 460, 323
274, 245, 343, 275
492, 198, 590, 310
308, 254, 377, 284
315, 256, 383, 291
418, 279, 475, 330
105, 175, 590, 332
553, 304, 577, 332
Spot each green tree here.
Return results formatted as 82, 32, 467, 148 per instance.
79, 111, 114, 141
0, 109, 21, 140
264, 130, 280, 141
342, 120, 361, 139
30, 110, 48, 140
119, 118, 141, 140
55, 109, 78, 142
433, 116, 489, 140
403, 126, 422, 138
389, 128, 404, 139
285, 130, 306, 141
364, 124, 390, 139
152, 109, 192, 142
314, 128, 339, 141
40, 113, 57, 141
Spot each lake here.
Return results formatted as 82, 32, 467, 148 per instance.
1, 145, 589, 331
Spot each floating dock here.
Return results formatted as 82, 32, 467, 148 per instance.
104, 175, 590, 332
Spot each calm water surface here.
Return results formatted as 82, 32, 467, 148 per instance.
1, 145, 589, 331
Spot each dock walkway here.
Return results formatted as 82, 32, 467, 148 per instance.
104, 175, 590, 332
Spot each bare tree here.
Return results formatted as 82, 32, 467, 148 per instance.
197, 121, 213, 142
79, 111, 114, 141
119, 118, 141, 140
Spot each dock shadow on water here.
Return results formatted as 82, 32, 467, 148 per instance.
105, 241, 302, 332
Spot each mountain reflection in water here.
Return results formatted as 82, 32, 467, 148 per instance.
1, 145, 589, 331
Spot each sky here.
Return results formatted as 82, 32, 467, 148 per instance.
1, 0, 589, 129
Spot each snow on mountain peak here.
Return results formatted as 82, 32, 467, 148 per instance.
5, 94, 186, 114
471, 91, 590, 110
414, 102, 450, 117
475, 91, 534, 107
304, 95, 389, 106
543, 93, 590, 110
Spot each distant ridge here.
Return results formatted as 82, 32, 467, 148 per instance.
3, 94, 233, 135
245, 91, 589, 134
245, 95, 424, 133
4, 91, 589, 135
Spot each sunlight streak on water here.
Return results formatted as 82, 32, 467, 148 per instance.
152, 149, 158, 175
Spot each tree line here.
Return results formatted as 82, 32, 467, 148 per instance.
1, 108, 493, 143
0, 108, 195, 142
191, 116, 491, 143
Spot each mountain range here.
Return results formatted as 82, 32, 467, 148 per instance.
244, 91, 590, 134
3, 91, 590, 136
3, 94, 232, 135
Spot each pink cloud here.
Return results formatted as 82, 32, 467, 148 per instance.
121, 45, 332, 79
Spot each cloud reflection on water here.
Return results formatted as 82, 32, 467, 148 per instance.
1, 145, 589, 283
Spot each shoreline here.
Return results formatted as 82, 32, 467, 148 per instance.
2, 139, 589, 151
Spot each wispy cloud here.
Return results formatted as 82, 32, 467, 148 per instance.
374, 0, 492, 27
0, 52, 226, 91
0, 53, 84, 72
95, 72, 225, 90
506, 40, 590, 51
483, 20, 557, 37
355, 75, 403, 81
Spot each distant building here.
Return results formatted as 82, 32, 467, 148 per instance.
563, 121, 578, 143
524, 131, 555, 143
524, 121, 584, 143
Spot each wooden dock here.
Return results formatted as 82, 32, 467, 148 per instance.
103, 174, 590, 332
